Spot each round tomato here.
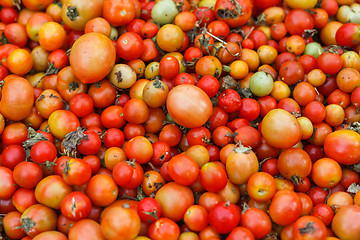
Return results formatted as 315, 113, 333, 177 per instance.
269, 190, 302, 226
62, 0, 103, 31
48, 110, 80, 140
35, 175, 72, 210
261, 109, 302, 149
155, 182, 194, 222
332, 205, 360, 240
208, 201, 241, 234
68, 219, 105, 240
101, 205, 140, 240
85, 174, 118, 207
19, 204, 57, 238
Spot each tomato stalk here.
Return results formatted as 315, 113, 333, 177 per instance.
241, 202, 250, 214
62, 127, 88, 157
15, 217, 35, 234
290, 175, 304, 186
37, 62, 60, 86
346, 121, 360, 133
22, 127, 48, 160
206, 31, 241, 58
141, 209, 159, 221
347, 183, 360, 193
233, 141, 252, 153
66, 6, 79, 21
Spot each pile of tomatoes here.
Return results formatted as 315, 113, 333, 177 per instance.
1, 0, 360, 239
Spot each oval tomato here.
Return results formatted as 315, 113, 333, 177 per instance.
0, 76, 34, 121
166, 84, 213, 128
70, 32, 116, 84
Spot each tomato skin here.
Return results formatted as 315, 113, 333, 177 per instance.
48, 110, 80, 140
78, 131, 102, 155
208, 201, 241, 234
35, 175, 73, 210
0, 144, 26, 170
331, 205, 360, 240
101, 205, 141, 240
70, 32, 116, 84
30, 141, 57, 164
285, 9, 314, 36
226, 146, 259, 185
116, 32, 144, 60
335, 23, 360, 47
148, 218, 180, 240
62, 158, 92, 186
0, 7, 18, 24
62, 0, 103, 31
277, 148, 312, 181
13, 161, 43, 189
137, 197, 161, 224
200, 162, 227, 192
166, 84, 213, 128
85, 174, 118, 207
292, 216, 327, 240
218, 89, 242, 113
103, 0, 135, 27
112, 161, 134, 187
20, 204, 57, 238
0, 76, 34, 121
311, 204, 334, 226
323, 130, 360, 165
227, 227, 255, 240
261, 109, 302, 149
167, 154, 199, 186
31, 231, 68, 240
3, 211, 26, 239
68, 219, 106, 240
269, 190, 302, 226
240, 208, 272, 239
69, 93, 94, 118
0, 166, 17, 200
61, 191, 92, 221
317, 52, 343, 75
57, 66, 88, 103
155, 182, 194, 222
247, 172, 276, 202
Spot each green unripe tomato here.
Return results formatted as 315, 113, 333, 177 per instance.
304, 42, 324, 58
151, 0, 179, 25
249, 71, 274, 97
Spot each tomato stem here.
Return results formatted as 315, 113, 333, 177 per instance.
15, 217, 35, 234
66, 6, 79, 21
